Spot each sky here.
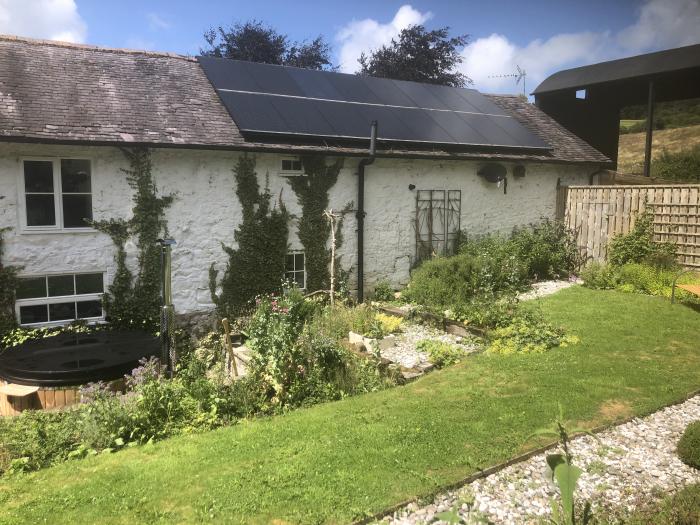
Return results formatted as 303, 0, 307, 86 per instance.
0, 0, 699, 94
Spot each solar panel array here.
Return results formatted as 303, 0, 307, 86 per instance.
198, 56, 551, 150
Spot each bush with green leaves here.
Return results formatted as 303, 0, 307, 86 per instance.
608, 209, 676, 267
487, 309, 580, 355
580, 262, 619, 290
0, 227, 20, 341
652, 145, 700, 183
509, 220, 582, 280
372, 280, 394, 301
416, 339, 466, 368
677, 420, 700, 470
405, 220, 580, 327
581, 261, 699, 302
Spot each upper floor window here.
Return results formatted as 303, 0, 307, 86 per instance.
280, 157, 303, 175
21, 158, 93, 230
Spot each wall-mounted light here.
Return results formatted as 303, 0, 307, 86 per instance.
408, 184, 416, 191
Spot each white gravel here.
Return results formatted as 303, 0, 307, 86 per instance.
378, 323, 481, 369
383, 395, 700, 524
517, 279, 582, 301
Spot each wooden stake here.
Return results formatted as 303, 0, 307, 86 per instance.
221, 318, 238, 378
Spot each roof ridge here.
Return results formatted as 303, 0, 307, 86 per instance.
0, 33, 195, 61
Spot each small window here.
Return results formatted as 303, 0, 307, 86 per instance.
576, 89, 586, 100
15, 272, 105, 326
285, 252, 306, 289
280, 157, 303, 174
21, 158, 93, 230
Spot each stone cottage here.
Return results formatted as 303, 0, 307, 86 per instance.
0, 35, 610, 326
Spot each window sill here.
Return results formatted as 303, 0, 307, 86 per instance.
20, 227, 98, 235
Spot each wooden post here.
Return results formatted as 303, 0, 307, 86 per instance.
324, 209, 337, 306
221, 318, 238, 378
643, 80, 655, 178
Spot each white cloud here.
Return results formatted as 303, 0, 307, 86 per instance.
335, 4, 432, 73
147, 13, 171, 31
460, 0, 700, 94
0, 0, 86, 43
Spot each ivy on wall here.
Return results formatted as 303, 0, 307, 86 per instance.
210, 155, 289, 316
288, 156, 344, 292
93, 148, 173, 332
0, 228, 20, 339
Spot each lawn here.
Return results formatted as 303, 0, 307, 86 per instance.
0, 287, 699, 524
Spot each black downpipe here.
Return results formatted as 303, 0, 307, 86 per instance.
357, 121, 378, 303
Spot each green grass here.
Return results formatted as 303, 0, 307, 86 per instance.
1, 288, 699, 524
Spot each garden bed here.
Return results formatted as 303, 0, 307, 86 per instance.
1, 288, 698, 524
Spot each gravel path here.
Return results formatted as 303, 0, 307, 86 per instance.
383, 395, 700, 524
517, 279, 582, 301
378, 323, 482, 369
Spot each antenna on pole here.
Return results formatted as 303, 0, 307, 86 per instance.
488, 65, 527, 96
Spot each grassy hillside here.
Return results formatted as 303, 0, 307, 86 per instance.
617, 124, 700, 178
620, 97, 700, 133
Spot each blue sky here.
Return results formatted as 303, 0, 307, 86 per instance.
2, 0, 699, 93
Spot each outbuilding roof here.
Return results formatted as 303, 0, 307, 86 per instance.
533, 44, 700, 95
0, 34, 610, 165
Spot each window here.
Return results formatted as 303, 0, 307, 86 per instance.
280, 157, 303, 175
21, 158, 93, 230
15, 272, 105, 326
575, 89, 587, 100
285, 252, 306, 289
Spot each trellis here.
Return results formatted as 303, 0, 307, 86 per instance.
563, 185, 700, 267
415, 190, 461, 261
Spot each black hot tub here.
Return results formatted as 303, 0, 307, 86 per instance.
0, 330, 160, 387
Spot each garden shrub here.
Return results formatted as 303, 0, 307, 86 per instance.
404, 253, 519, 313
405, 220, 580, 327
374, 313, 403, 335
509, 220, 581, 280
416, 339, 466, 368
487, 309, 579, 355
652, 145, 700, 183
677, 420, 700, 469
582, 261, 699, 302
0, 409, 82, 474
0, 227, 20, 342
580, 262, 619, 289
608, 209, 677, 267
372, 280, 394, 301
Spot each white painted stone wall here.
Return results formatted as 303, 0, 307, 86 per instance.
0, 142, 592, 318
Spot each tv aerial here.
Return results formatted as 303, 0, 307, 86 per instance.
488, 65, 527, 96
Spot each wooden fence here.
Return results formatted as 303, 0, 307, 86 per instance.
562, 185, 700, 267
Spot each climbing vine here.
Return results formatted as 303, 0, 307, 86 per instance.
0, 228, 20, 340
93, 148, 173, 332
288, 156, 344, 292
210, 155, 289, 316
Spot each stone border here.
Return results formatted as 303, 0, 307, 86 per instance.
377, 305, 486, 338
353, 388, 700, 525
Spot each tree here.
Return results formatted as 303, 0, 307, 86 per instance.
202, 20, 334, 70
358, 25, 471, 87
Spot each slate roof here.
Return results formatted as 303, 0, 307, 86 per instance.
0, 34, 611, 165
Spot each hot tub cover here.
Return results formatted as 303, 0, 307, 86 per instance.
0, 330, 160, 387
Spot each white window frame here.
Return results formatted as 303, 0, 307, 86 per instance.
18, 157, 95, 233
279, 156, 303, 176
15, 271, 106, 327
285, 251, 306, 290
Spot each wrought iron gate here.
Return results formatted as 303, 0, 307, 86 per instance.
415, 190, 461, 261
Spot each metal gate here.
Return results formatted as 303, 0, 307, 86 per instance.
415, 190, 461, 261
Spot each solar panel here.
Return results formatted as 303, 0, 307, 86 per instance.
198, 56, 551, 150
